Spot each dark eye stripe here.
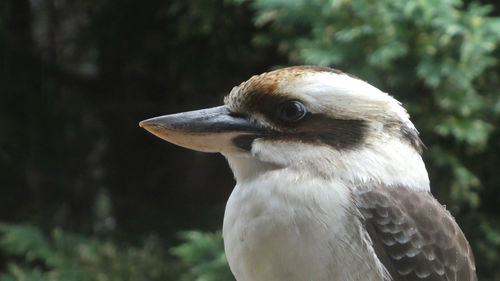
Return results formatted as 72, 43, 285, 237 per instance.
229, 91, 368, 151
232, 113, 367, 151
280, 113, 367, 149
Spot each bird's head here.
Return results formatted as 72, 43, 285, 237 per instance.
140, 66, 429, 190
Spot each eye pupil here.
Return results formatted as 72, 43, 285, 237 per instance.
280, 101, 307, 122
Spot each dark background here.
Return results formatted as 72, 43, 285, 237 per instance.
1, 0, 499, 280
1, 0, 286, 238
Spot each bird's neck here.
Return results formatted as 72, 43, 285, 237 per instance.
222, 153, 385, 281
329, 137, 431, 191
223, 152, 281, 183
223, 138, 429, 191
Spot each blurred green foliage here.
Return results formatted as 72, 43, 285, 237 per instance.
0, 224, 231, 281
1, 0, 500, 280
171, 231, 234, 281
0, 223, 172, 281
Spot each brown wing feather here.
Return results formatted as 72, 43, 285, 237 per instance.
354, 186, 477, 281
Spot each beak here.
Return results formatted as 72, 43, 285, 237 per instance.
139, 105, 268, 153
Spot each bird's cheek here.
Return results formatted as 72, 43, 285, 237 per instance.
249, 139, 292, 166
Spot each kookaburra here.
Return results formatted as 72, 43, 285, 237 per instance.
140, 66, 477, 281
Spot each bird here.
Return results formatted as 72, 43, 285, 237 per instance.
139, 65, 477, 281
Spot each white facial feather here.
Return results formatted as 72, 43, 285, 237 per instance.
248, 137, 429, 191
280, 71, 415, 131
225, 69, 428, 191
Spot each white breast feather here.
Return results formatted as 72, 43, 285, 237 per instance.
222, 154, 390, 281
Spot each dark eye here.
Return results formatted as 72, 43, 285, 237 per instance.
279, 101, 307, 122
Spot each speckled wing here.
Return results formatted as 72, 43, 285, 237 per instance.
354, 186, 477, 281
